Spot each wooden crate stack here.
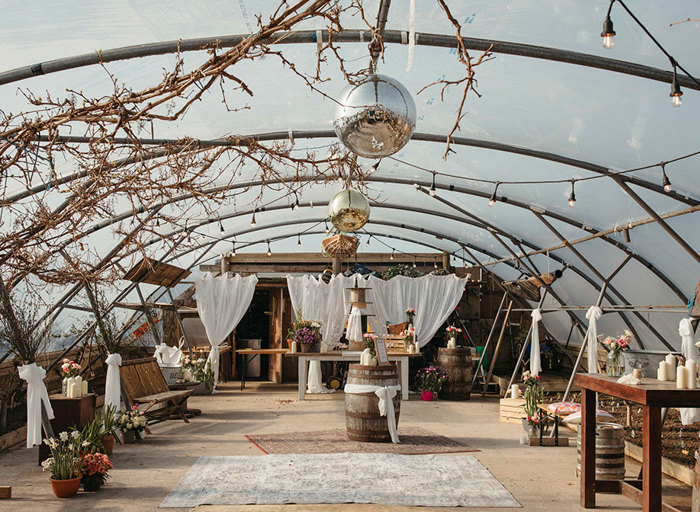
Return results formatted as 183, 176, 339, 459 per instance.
499, 398, 526, 424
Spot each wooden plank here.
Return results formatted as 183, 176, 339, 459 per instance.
624, 440, 694, 486
642, 405, 662, 512
574, 374, 700, 407
482, 300, 513, 397
123, 257, 190, 287
581, 387, 597, 508
0, 425, 26, 451
619, 480, 683, 512
218, 252, 440, 264
528, 436, 570, 447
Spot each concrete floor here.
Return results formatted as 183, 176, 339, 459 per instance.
0, 381, 691, 511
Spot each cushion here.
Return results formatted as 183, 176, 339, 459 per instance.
562, 410, 614, 424
547, 402, 582, 415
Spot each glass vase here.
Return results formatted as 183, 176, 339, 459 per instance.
606, 349, 625, 377
62, 378, 68, 396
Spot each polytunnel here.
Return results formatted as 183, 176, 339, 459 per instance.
1, 1, 700, 509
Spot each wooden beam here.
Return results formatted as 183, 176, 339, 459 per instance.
219, 252, 440, 264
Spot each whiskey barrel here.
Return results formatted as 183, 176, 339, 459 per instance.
437, 347, 473, 400
692, 452, 700, 512
576, 423, 626, 480
345, 364, 400, 442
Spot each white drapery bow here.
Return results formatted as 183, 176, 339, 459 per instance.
679, 318, 700, 425
344, 383, 401, 443
585, 306, 603, 374
530, 308, 543, 376
154, 344, 182, 366
18, 363, 54, 448
104, 353, 122, 411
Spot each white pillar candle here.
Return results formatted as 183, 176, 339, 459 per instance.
687, 360, 697, 389
369, 357, 378, 366
81, 380, 88, 396
511, 384, 520, 398
69, 382, 80, 398
665, 354, 677, 380
657, 361, 668, 381
291, 341, 298, 353
677, 366, 688, 389
414, 341, 420, 353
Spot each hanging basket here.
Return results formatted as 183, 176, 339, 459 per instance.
321, 234, 359, 259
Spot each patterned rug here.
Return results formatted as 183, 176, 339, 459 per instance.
245, 426, 479, 455
159, 453, 520, 508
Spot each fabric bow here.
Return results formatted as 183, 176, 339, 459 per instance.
18, 363, 54, 448
585, 306, 603, 374
104, 353, 122, 411
530, 308, 543, 376
344, 383, 401, 443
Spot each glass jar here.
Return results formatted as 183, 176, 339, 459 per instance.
606, 349, 625, 377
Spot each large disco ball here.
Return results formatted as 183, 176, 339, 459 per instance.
328, 189, 370, 232
334, 74, 416, 158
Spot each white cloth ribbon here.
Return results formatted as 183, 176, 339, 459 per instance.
344, 383, 401, 443
405, 0, 416, 72
154, 343, 182, 367
679, 318, 700, 425
207, 345, 220, 388
585, 306, 603, 373
307, 360, 335, 394
17, 363, 54, 448
530, 308, 542, 376
104, 353, 122, 411
347, 306, 363, 342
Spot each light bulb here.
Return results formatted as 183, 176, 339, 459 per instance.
568, 197, 576, 208
664, 183, 672, 193
671, 94, 682, 108
488, 197, 496, 207
390, 250, 394, 260
294, 203, 300, 211
602, 34, 615, 49
366, 238, 370, 246
297, 235, 302, 247
267, 249, 272, 256
250, 212, 256, 226
429, 187, 436, 197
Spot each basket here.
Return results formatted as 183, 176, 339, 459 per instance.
321, 234, 359, 259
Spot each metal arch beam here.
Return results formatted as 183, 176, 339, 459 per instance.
1, 29, 698, 90
50, 171, 686, 304
28, 132, 697, 206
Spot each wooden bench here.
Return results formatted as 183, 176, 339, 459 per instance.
119, 357, 195, 429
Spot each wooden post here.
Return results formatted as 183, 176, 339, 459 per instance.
332, 257, 341, 276
642, 405, 662, 512
580, 387, 596, 508
481, 300, 513, 397
442, 251, 451, 272
220, 254, 229, 275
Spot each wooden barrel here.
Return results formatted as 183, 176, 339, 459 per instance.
437, 347, 473, 400
576, 423, 626, 480
692, 453, 700, 512
345, 364, 400, 442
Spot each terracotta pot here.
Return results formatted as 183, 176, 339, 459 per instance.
50, 477, 81, 498
103, 435, 115, 455
421, 390, 434, 401
120, 430, 141, 444
299, 343, 312, 353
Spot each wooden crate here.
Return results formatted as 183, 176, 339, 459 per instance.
499, 397, 526, 424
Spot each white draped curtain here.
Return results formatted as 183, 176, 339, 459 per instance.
679, 318, 700, 425
195, 273, 258, 386
367, 274, 468, 347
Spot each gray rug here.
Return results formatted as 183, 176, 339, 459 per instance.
159, 453, 521, 508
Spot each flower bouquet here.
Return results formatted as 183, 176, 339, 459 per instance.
415, 366, 448, 400
294, 319, 322, 352
116, 406, 147, 443
60, 359, 81, 395
400, 326, 416, 350
601, 330, 632, 377
81, 452, 113, 491
445, 325, 462, 348
405, 308, 415, 324
42, 430, 85, 498
521, 370, 544, 434
181, 354, 215, 391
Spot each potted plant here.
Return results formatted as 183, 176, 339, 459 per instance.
415, 366, 448, 401
601, 331, 632, 377
294, 320, 322, 353
81, 452, 113, 492
521, 370, 544, 435
101, 405, 119, 455
116, 406, 147, 443
181, 355, 215, 394
41, 431, 85, 498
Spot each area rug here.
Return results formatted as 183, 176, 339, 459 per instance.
159, 453, 520, 508
245, 426, 479, 455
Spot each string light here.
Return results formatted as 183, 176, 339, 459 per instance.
488, 182, 500, 207
267, 241, 272, 257
155, 217, 160, 227
601, 0, 616, 49
568, 180, 577, 208
670, 63, 683, 107
661, 163, 672, 192
413, 256, 417, 268
433, 256, 438, 269
250, 209, 257, 227
219, 217, 225, 233
293, 192, 300, 210
297, 233, 302, 247
366, 236, 371, 246
232, 240, 236, 256
429, 172, 436, 197
325, 219, 329, 231
370, 160, 381, 173
390, 249, 395, 260
337, 169, 344, 183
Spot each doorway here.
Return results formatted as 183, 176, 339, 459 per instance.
236, 288, 270, 380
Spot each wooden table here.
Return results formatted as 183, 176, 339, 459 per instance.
286, 351, 421, 401
575, 373, 700, 512
236, 348, 289, 390
39, 393, 96, 463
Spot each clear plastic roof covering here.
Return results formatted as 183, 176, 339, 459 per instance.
0, 0, 698, 354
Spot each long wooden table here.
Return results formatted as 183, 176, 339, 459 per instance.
235, 348, 289, 390
286, 351, 421, 401
575, 373, 700, 512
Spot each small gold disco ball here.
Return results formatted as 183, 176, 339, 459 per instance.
328, 189, 370, 232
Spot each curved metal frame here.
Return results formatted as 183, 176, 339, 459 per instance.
1, 29, 698, 90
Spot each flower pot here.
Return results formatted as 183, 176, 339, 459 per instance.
421, 390, 434, 401
82, 474, 104, 492
521, 418, 535, 435
299, 343, 312, 353
50, 477, 81, 498
102, 435, 115, 455
120, 429, 141, 444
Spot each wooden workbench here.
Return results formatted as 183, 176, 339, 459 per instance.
236, 348, 289, 390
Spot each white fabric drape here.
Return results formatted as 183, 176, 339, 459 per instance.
679, 318, 700, 425
347, 306, 363, 342
104, 353, 122, 411
530, 308, 542, 376
405, 0, 416, 72
18, 363, 54, 448
345, 383, 401, 443
585, 306, 603, 374
367, 274, 467, 347
154, 344, 182, 366
195, 273, 258, 386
